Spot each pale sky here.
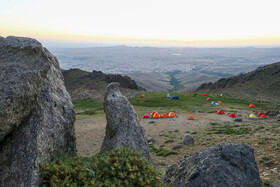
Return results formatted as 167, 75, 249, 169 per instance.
1, 0, 280, 47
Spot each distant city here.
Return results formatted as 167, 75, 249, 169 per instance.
50, 46, 280, 76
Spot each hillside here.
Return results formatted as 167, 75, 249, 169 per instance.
197, 62, 280, 105
62, 68, 144, 100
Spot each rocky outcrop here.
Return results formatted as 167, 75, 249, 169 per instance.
0, 36, 76, 186
163, 142, 261, 187
101, 82, 151, 162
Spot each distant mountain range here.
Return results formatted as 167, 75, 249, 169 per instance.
197, 62, 280, 105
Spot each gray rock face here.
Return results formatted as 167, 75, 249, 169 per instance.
0, 36, 76, 186
101, 82, 151, 162
0, 36, 51, 142
182, 134, 194, 145
164, 142, 261, 187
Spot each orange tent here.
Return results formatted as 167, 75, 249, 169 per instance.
161, 113, 168, 118
151, 111, 157, 115
168, 112, 175, 118
185, 94, 190, 97
153, 112, 160, 119
249, 104, 255, 108
260, 114, 267, 118
218, 101, 222, 105
188, 116, 194, 120
140, 94, 145, 97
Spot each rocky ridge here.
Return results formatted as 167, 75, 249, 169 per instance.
197, 62, 280, 105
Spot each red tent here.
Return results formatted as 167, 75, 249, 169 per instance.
217, 110, 225, 114
185, 94, 190, 97
229, 113, 237, 118
207, 98, 211, 101
257, 112, 265, 116
143, 114, 150, 118
140, 94, 145, 97
249, 104, 255, 108
203, 93, 208, 96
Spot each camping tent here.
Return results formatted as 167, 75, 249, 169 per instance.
151, 111, 157, 116
171, 96, 179, 100
153, 112, 160, 119
161, 113, 168, 118
249, 104, 256, 108
203, 93, 208, 96
218, 101, 222, 105
185, 94, 190, 97
143, 114, 150, 118
249, 114, 257, 118
168, 112, 176, 118
211, 101, 216, 105
259, 114, 267, 118
215, 103, 220, 106
188, 116, 194, 120
220, 94, 224, 96
207, 98, 211, 101
217, 110, 225, 114
229, 113, 237, 118
257, 112, 265, 116
166, 94, 171, 98
140, 94, 145, 97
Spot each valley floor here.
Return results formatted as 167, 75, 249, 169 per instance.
75, 111, 280, 185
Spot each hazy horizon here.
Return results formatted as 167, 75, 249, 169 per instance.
1, 0, 280, 47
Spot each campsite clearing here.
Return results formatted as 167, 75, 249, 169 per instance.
74, 92, 280, 185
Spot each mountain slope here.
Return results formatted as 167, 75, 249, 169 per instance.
197, 62, 280, 105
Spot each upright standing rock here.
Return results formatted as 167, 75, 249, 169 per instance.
101, 82, 152, 162
164, 142, 261, 187
0, 36, 76, 186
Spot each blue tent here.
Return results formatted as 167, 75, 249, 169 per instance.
171, 96, 179, 100
166, 94, 171, 98
220, 93, 224, 96
211, 101, 216, 105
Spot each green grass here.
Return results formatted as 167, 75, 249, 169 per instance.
209, 125, 251, 135
73, 98, 104, 119
149, 145, 178, 157
129, 92, 267, 116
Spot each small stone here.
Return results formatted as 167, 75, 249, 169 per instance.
172, 144, 185, 150
159, 133, 164, 136
263, 160, 273, 166
182, 134, 194, 145
222, 131, 227, 134
148, 142, 153, 145
148, 121, 155, 124
147, 137, 154, 143
234, 118, 242, 122
263, 172, 269, 176
276, 114, 280, 119
174, 129, 179, 132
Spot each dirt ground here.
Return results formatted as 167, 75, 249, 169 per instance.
75, 111, 280, 184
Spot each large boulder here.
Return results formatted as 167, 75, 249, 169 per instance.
0, 36, 76, 186
101, 82, 151, 162
163, 142, 261, 187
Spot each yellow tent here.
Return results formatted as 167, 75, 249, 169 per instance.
249, 114, 257, 118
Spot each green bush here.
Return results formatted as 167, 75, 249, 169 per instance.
40, 147, 165, 187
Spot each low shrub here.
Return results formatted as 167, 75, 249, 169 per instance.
40, 147, 165, 187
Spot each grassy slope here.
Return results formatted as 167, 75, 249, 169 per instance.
74, 91, 271, 119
